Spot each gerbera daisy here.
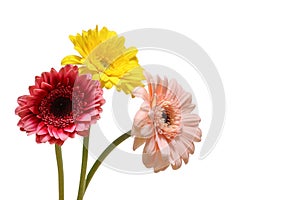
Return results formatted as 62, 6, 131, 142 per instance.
61, 25, 145, 94
15, 65, 105, 145
131, 72, 202, 172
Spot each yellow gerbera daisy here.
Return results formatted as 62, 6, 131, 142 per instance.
61, 25, 145, 94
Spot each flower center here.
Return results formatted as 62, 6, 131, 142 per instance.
50, 97, 72, 117
39, 86, 74, 128
161, 110, 171, 125
153, 101, 181, 140
101, 59, 110, 68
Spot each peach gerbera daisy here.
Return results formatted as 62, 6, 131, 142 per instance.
131, 72, 202, 172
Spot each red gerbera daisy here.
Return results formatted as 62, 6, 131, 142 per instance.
15, 65, 105, 145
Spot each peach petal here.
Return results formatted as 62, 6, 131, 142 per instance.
171, 158, 182, 170
131, 125, 142, 137
181, 150, 189, 164
173, 139, 189, 158
179, 93, 192, 107
143, 137, 156, 154
143, 154, 154, 168
139, 124, 154, 138
153, 152, 169, 172
182, 104, 196, 114
142, 151, 156, 168
169, 143, 180, 162
155, 76, 163, 94
144, 71, 155, 97
133, 137, 146, 150
132, 87, 149, 101
155, 136, 170, 159
140, 102, 150, 112
133, 109, 149, 128
166, 79, 179, 99
181, 113, 201, 126
181, 137, 195, 154
182, 126, 202, 142
155, 76, 168, 96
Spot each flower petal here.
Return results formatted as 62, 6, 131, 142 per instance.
182, 126, 202, 142
132, 109, 149, 129
139, 124, 154, 138
64, 124, 76, 133
132, 87, 149, 101
142, 138, 156, 167
181, 113, 201, 127
57, 129, 68, 141
61, 55, 83, 65
133, 137, 146, 150
48, 126, 59, 139
153, 152, 170, 173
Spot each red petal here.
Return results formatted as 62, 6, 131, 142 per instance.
33, 88, 48, 97
40, 82, 53, 91
29, 106, 39, 114
37, 127, 48, 135
57, 129, 68, 141
64, 124, 76, 132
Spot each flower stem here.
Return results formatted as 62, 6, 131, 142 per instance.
77, 136, 89, 200
84, 131, 131, 193
55, 144, 64, 200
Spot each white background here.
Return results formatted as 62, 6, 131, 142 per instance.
1, 0, 300, 199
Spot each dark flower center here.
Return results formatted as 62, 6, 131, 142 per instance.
39, 86, 75, 128
162, 111, 171, 125
50, 97, 72, 117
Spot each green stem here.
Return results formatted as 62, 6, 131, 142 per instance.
77, 136, 89, 200
84, 131, 131, 193
55, 144, 64, 200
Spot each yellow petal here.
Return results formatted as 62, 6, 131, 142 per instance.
78, 66, 95, 75
115, 66, 145, 94
61, 55, 83, 65
92, 73, 101, 80
103, 81, 113, 89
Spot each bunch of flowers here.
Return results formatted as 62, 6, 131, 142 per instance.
15, 25, 202, 200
